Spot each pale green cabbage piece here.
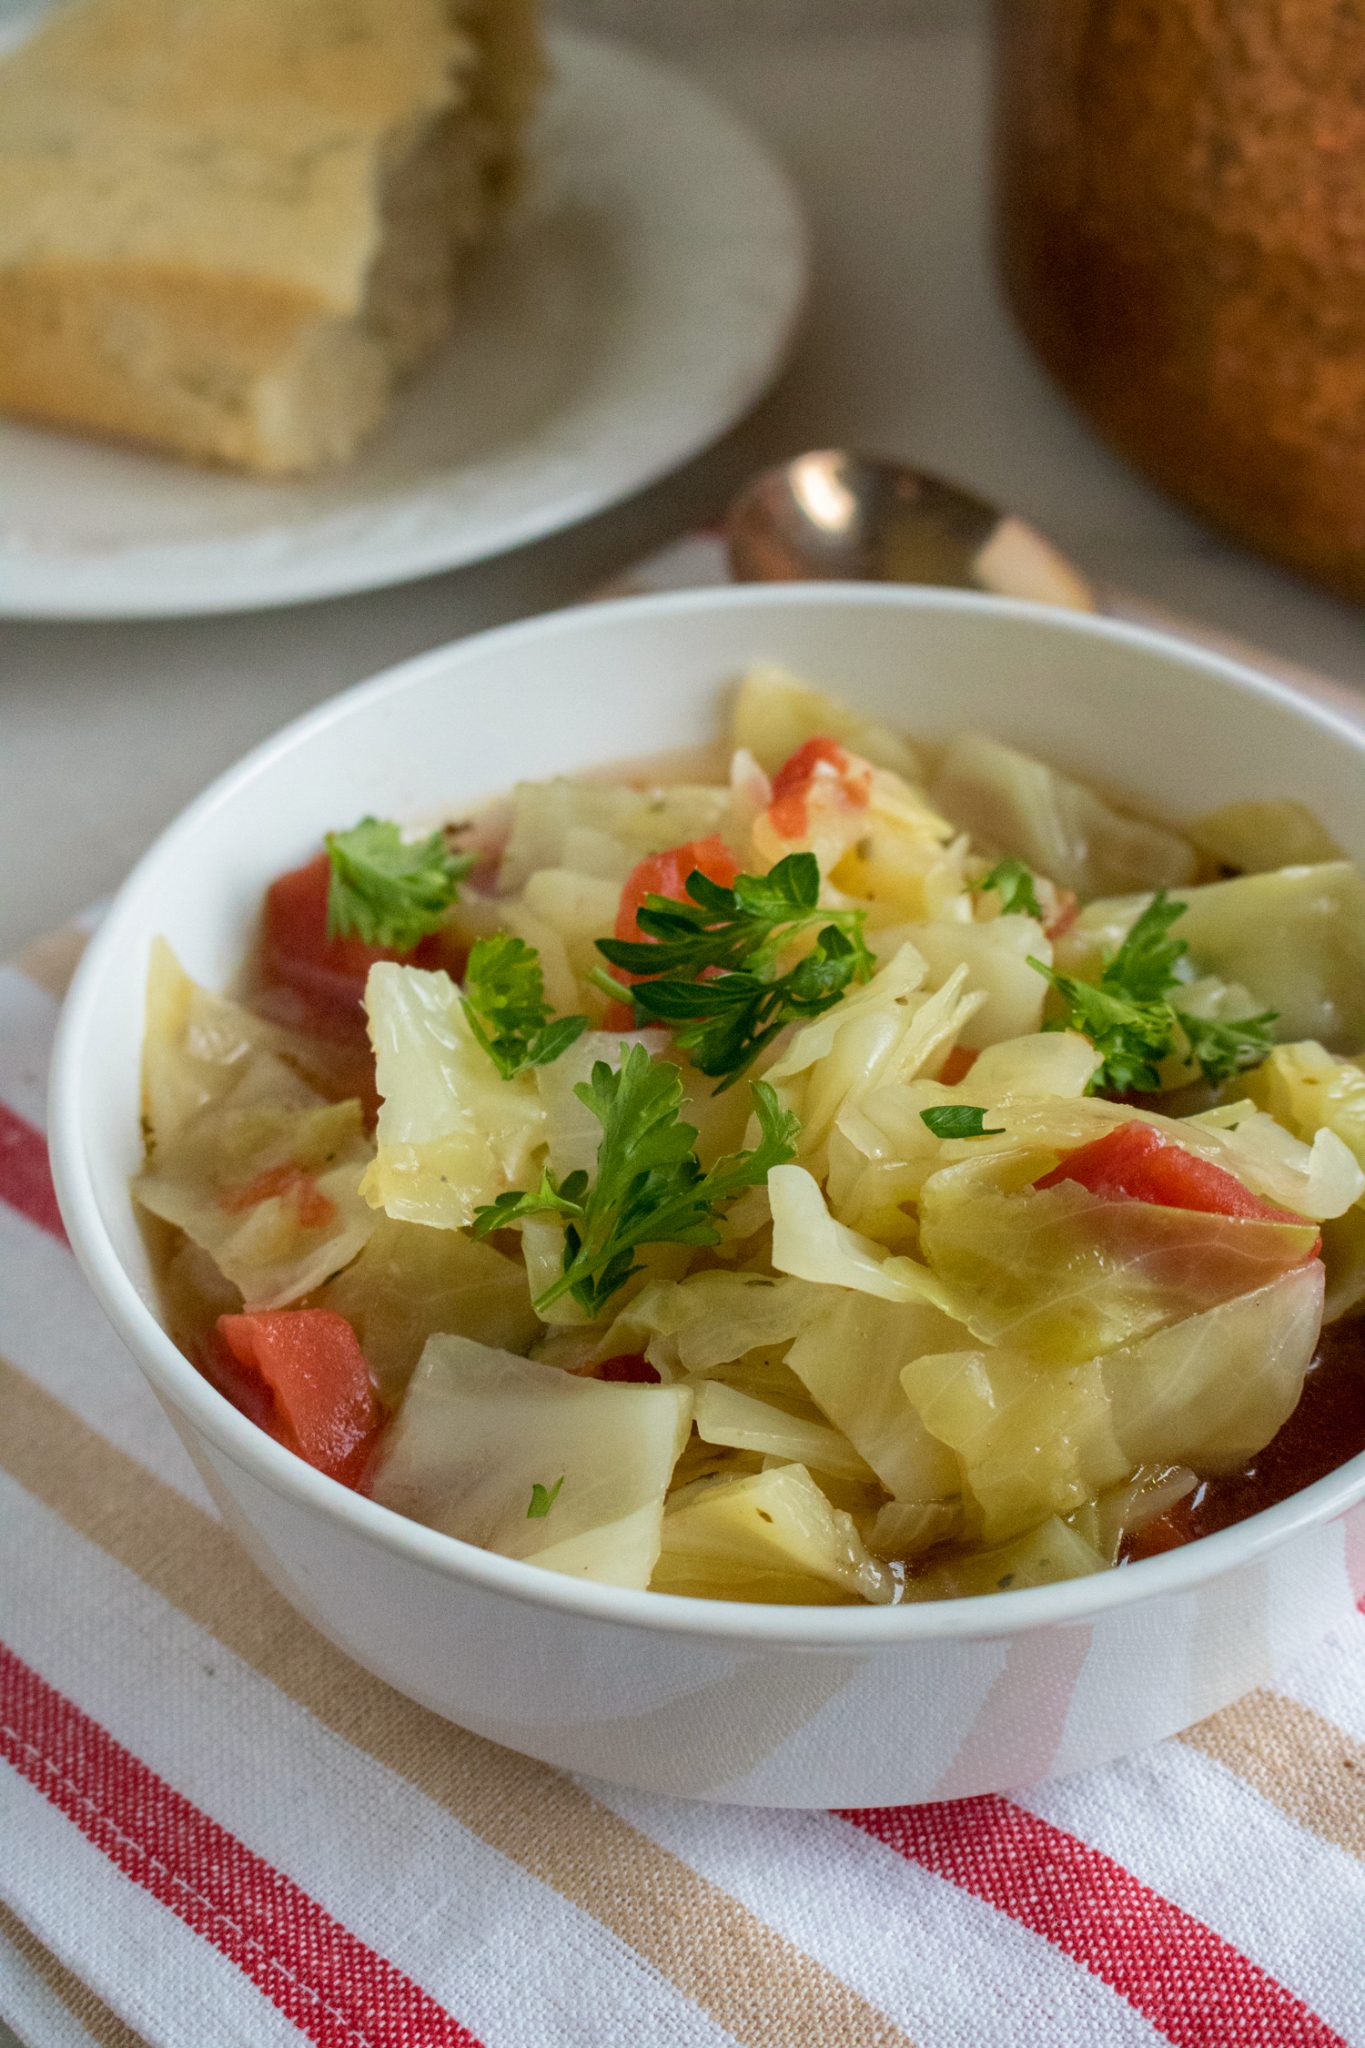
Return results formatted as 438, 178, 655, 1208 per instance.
913, 914, 1051, 1048
624, 1270, 816, 1376
1068, 864, 1365, 1049
370, 1334, 693, 1589
906, 1516, 1108, 1599
786, 1291, 965, 1502
1100, 1261, 1325, 1473
769, 1163, 954, 1308
731, 664, 921, 779
918, 1163, 1320, 1364
497, 778, 732, 895
1240, 1041, 1365, 1176
901, 1346, 1129, 1544
693, 1382, 877, 1482
135, 942, 374, 1310
1189, 799, 1342, 875
651, 1463, 895, 1604
931, 732, 1196, 896
362, 962, 545, 1229
316, 1217, 538, 1403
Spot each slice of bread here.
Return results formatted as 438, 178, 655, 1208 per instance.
0, 0, 543, 473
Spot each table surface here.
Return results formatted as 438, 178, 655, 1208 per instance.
3, 0, 1364, 966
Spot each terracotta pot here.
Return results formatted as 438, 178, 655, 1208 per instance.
993, 1, 1365, 601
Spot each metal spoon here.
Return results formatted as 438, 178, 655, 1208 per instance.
725, 450, 1097, 611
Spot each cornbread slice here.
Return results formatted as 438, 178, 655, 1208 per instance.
0, 0, 543, 473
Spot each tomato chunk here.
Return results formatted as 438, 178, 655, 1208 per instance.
613, 835, 739, 943
261, 853, 461, 1033
1036, 1120, 1307, 1227
938, 1044, 979, 1087
593, 1352, 661, 1384
605, 835, 740, 1030
767, 735, 871, 840
212, 1309, 381, 1485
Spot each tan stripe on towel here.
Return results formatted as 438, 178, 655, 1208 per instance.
0, 1898, 151, 2048
1180, 1688, 1365, 1860
0, 1355, 910, 2048
12, 925, 89, 1002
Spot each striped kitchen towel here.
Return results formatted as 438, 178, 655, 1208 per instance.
3, 547, 1365, 2048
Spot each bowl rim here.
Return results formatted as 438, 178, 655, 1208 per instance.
48, 580, 1365, 1649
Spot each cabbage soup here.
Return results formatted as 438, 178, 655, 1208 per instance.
134, 668, 1365, 1604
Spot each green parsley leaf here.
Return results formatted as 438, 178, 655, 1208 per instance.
472, 1043, 800, 1316
1029, 890, 1190, 1095
594, 851, 873, 1088
919, 1104, 1005, 1139
1103, 890, 1189, 1001
976, 858, 1043, 921
325, 816, 473, 951
461, 933, 589, 1081
527, 1475, 565, 1519
1174, 1008, 1278, 1086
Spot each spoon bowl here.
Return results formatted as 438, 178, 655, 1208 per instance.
726, 449, 1097, 609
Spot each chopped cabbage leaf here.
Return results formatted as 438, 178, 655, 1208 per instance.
1239, 1041, 1365, 1177
651, 1463, 895, 1604
906, 1516, 1108, 1599
693, 1382, 877, 1482
362, 963, 545, 1229
1068, 865, 1365, 1049
786, 1291, 965, 1501
1320, 1207, 1365, 1323
767, 946, 981, 1171
1092, 1465, 1198, 1563
498, 779, 731, 895
866, 1498, 963, 1560
141, 936, 315, 1152
770, 1164, 955, 1308
918, 1164, 1320, 1363
1189, 799, 1342, 875
1102, 1261, 1323, 1472
625, 1270, 816, 1376
731, 664, 921, 779
136, 945, 374, 1309
316, 1217, 538, 1403
931, 732, 1197, 897
369, 1334, 692, 1588
901, 1347, 1128, 1543
913, 915, 1051, 1047
519, 867, 622, 989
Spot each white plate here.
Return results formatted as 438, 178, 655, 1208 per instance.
0, 27, 805, 618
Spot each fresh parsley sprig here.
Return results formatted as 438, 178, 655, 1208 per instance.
976, 857, 1043, 921
472, 1043, 800, 1316
1173, 1008, 1279, 1087
920, 1104, 1005, 1139
1029, 891, 1277, 1093
325, 817, 473, 951
594, 851, 874, 1088
461, 934, 588, 1081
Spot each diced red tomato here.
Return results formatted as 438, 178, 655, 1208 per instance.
1044, 887, 1080, 942
260, 853, 462, 1034
767, 735, 871, 840
593, 1352, 661, 1384
1036, 1121, 1310, 1231
1122, 1495, 1200, 1562
605, 835, 740, 1029
938, 1044, 979, 1087
218, 1162, 337, 1231
210, 1309, 382, 1485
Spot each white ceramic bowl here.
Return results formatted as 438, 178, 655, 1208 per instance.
50, 585, 1365, 1808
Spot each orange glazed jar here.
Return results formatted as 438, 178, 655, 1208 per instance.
993, 1, 1365, 600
